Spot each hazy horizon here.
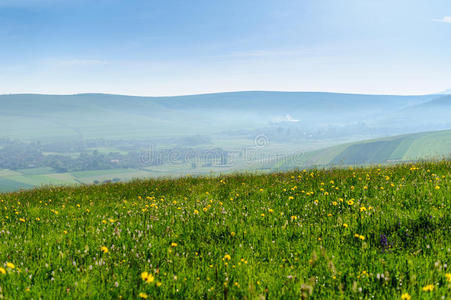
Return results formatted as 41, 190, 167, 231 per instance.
1, 88, 450, 98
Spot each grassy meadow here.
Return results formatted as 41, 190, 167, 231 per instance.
0, 160, 450, 299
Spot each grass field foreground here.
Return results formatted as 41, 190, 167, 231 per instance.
0, 160, 450, 298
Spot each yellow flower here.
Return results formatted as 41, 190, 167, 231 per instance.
360, 206, 367, 212
100, 246, 109, 253
0, 267, 6, 274
332, 201, 337, 206
288, 196, 294, 200
359, 235, 365, 240
203, 207, 208, 212
139, 292, 148, 298
435, 185, 440, 190
268, 208, 274, 213
347, 200, 354, 206
171, 242, 177, 247
141, 272, 149, 280
6, 262, 15, 269
223, 254, 231, 261
19, 218, 25, 222
422, 284, 434, 292
194, 209, 199, 215
141, 271, 155, 283
291, 215, 297, 221
143, 272, 155, 283
401, 293, 411, 300
343, 223, 348, 228
230, 232, 236, 237
102, 220, 107, 224
446, 273, 451, 282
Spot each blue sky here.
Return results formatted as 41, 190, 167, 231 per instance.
0, 0, 450, 96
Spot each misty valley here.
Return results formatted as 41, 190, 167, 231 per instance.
0, 92, 450, 192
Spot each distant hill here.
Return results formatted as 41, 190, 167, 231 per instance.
0, 92, 443, 141
274, 129, 451, 169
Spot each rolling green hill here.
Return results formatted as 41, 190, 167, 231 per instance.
275, 129, 451, 170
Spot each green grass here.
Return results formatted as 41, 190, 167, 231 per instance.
278, 130, 451, 170
0, 160, 450, 298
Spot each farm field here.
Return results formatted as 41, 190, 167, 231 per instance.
276, 130, 451, 170
0, 160, 449, 298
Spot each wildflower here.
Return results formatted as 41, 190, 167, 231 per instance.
223, 254, 231, 261
401, 293, 411, 300
446, 273, 451, 282
171, 242, 177, 247
139, 292, 148, 298
343, 223, 348, 228
332, 201, 337, 206
230, 232, 236, 237
19, 218, 25, 222
347, 200, 354, 205
422, 284, 434, 292
100, 246, 109, 253
435, 185, 440, 190
288, 196, 294, 200
291, 216, 297, 221
360, 207, 367, 212
0, 267, 5, 274
102, 220, 107, 224
194, 209, 199, 215
6, 262, 15, 269
268, 208, 274, 213
141, 272, 155, 283
203, 207, 208, 212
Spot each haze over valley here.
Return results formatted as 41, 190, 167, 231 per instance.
1, 91, 450, 192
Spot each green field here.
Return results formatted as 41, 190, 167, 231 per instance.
0, 160, 449, 298
277, 130, 451, 170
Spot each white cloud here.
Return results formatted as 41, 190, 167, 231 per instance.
433, 16, 451, 23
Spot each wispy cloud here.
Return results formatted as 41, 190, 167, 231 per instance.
57, 59, 107, 67
433, 16, 451, 23
218, 49, 312, 59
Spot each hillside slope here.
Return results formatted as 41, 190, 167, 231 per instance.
0, 92, 440, 140
276, 129, 451, 169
